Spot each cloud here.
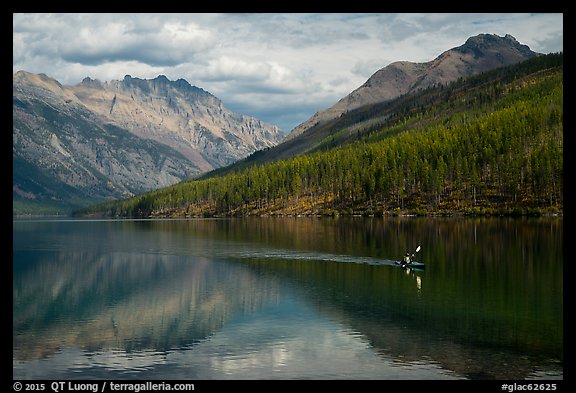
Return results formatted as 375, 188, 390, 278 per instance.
59, 21, 214, 67
13, 13, 563, 133
211, 13, 374, 49
13, 14, 215, 69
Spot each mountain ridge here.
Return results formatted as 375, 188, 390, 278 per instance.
68, 72, 284, 170
200, 34, 544, 181
285, 33, 540, 142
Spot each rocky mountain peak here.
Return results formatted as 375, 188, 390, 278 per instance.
457, 33, 535, 58
80, 76, 104, 89
116, 74, 216, 104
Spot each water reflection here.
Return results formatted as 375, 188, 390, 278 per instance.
239, 254, 561, 379
13, 248, 280, 362
13, 217, 562, 379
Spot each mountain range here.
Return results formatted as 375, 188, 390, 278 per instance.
14, 33, 542, 215
13, 72, 283, 214
76, 51, 562, 218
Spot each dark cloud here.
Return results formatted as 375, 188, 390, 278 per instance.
60, 45, 194, 67
57, 19, 214, 67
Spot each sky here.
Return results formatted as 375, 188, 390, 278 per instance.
13, 13, 563, 133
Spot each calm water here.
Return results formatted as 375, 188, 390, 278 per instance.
13, 217, 563, 380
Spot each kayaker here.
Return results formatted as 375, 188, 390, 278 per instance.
402, 252, 412, 266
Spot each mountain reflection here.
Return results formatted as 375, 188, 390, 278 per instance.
13, 217, 562, 380
13, 249, 279, 361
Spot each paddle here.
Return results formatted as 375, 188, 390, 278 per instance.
410, 245, 421, 263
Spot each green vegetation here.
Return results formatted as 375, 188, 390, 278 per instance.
75, 53, 563, 218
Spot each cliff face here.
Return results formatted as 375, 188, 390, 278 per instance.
286, 34, 540, 141
71, 74, 284, 171
13, 71, 284, 212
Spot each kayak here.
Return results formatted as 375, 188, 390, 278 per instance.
394, 261, 426, 270
396, 246, 424, 270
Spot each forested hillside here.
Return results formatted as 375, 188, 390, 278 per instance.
74, 53, 563, 218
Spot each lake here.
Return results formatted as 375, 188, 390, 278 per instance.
13, 217, 563, 380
